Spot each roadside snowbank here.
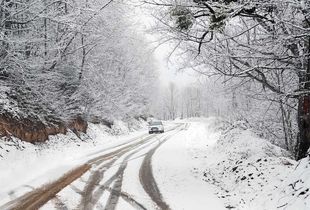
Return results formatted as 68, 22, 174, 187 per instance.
277, 155, 310, 210
200, 119, 310, 210
163, 118, 309, 210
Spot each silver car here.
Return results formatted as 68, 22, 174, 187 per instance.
148, 121, 164, 134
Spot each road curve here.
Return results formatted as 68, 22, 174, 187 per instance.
0, 134, 154, 210
0, 123, 184, 210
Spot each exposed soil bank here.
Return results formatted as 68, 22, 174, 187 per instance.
0, 113, 87, 143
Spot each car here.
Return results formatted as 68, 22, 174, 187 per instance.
148, 121, 164, 134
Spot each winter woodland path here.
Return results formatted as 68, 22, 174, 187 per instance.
0, 122, 225, 210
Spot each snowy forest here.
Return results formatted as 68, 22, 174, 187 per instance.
148, 0, 310, 160
1, 0, 310, 159
0, 0, 158, 141
0, 0, 310, 209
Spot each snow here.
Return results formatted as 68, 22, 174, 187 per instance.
277, 156, 310, 210
1, 117, 310, 210
0, 121, 147, 206
153, 118, 309, 210
121, 139, 161, 210
115, 197, 136, 210
152, 120, 226, 210
184, 118, 303, 210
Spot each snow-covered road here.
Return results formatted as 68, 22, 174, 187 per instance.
0, 121, 225, 210
152, 122, 225, 210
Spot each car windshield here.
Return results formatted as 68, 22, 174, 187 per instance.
150, 121, 162, 126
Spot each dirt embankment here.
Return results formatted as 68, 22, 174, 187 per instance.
0, 113, 87, 143
68, 116, 88, 135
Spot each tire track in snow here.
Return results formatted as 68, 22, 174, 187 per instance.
79, 132, 163, 209
0, 134, 154, 210
94, 127, 183, 209
95, 139, 161, 209
0, 124, 183, 210
78, 157, 120, 210
139, 125, 185, 210
103, 163, 127, 210
0, 164, 91, 210
105, 187, 147, 210
75, 134, 156, 209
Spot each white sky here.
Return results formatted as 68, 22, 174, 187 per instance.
130, 3, 197, 87
153, 42, 197, 87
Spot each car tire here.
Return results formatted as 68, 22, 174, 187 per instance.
149, 131, 152, 134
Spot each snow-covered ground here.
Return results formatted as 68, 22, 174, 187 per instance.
1, 117, 309, 210
0, 120, 148, 206
152, 118, 309, 210
152, 120, 226, 210
176, 118, 309, 210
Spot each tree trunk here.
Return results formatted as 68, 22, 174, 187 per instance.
296, 37, 310, 160
79, 34, 86, 80
280, 100, 289, 151
297, 95, 310, 159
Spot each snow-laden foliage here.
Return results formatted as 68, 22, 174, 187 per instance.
0, 0, 158, 125
147, 0, 310, 158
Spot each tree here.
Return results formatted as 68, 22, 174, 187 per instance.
148, 0, 310, 159
0, 0, 159, 140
